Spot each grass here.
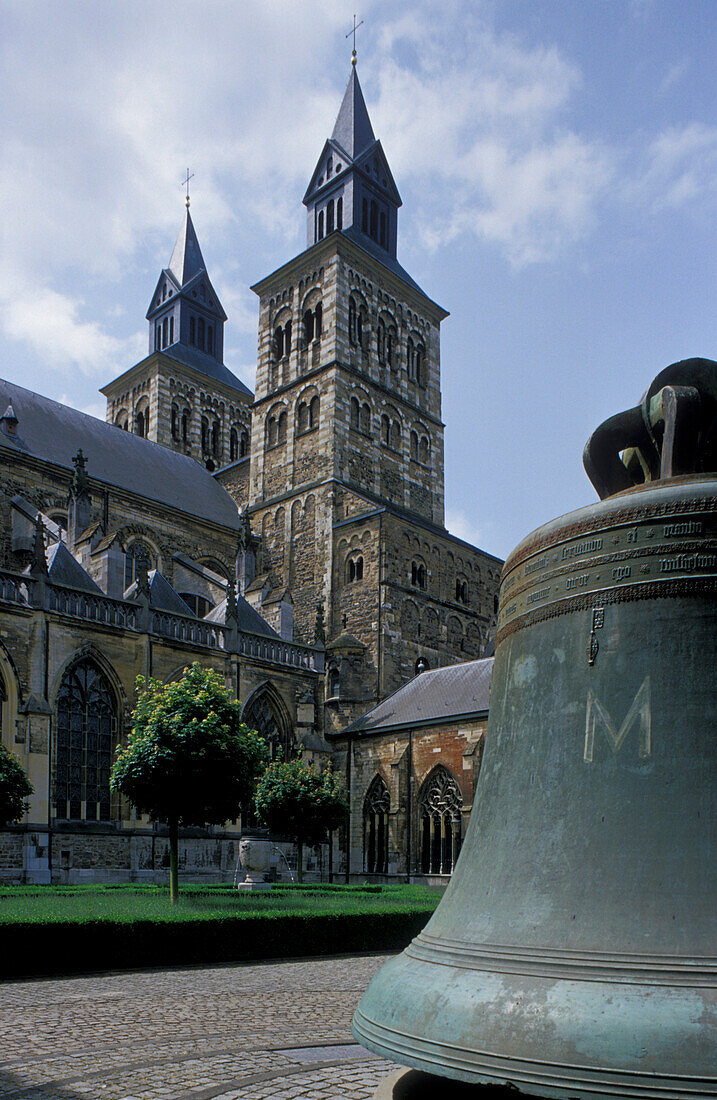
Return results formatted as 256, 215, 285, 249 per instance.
0, 882, 443, 925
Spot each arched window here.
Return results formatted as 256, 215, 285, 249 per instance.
377, 319, 386, 364
347, 555, 364, 582
419, 767, 463, 875
189, 316, 196, 346
314, 302, 322, 337
370, 200, 378, 240
364, 775, 390, 875
390, 420, 401, 451
327, 199, 334, 234
357, 311, 364, 348
124, 539, 156, 589
169, 316, 174, 345
411, 560, 426, 589
328, 666, 340, 698
318, 209, 324, 240
155, 324, 161, 351
410, 430, 419, 460
406, 337, 415, 381
230, 428, 238, 461
277, 410, 287, 444
360, 402, 371, 436
309, 395, 320, 428
283, 320, 292, 358
379, 211, 387, 248
197, 317, 205, 350
239, 430, 249, 457
337, 197, 343, 229
381, 414, 390, 445
455, 579, 468, 604
207, 326, 213, 355
201, 416, 209, 452
297, 402, 309, 434
416, 344, 427, 388
274, 326, 284, 361
55, 659, 118, 822
211, 420, 220, 457
350, 396, 360, 431
181, 409, 189, 444
349, 299, 357, 347
243, 689, 292, 762
419, 436, 430, 464
171, 404, 179, 441
162, 317, 168, 348
327, 156, 333, 178
135, 404, 149, 437
303, 309, 314, 344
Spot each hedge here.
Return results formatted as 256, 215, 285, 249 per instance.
0, 907, 434, 979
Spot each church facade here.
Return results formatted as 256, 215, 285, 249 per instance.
0, 62, 501, 883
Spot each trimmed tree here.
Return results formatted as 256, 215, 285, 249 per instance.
0, 744, 33, 824
110, 663, 267, 901
255, 759, 347, 882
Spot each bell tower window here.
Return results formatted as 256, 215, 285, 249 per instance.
318, 209, 324, 240
337, 197, 343, 229
327, 200, 334, 233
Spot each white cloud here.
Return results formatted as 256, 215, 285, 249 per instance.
623, 122, 717, 213
445, 507, 494, 552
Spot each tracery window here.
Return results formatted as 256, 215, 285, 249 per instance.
243, 690, 292, 762
124, 539, 156, 589
419, 767, 463, 875
55, 659, 117, 822
364, 775, 389, 875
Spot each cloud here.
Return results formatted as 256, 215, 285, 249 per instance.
624, 122, 717, 213
445, 507, 495, 553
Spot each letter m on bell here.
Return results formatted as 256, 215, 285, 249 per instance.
584, 677, 651, 763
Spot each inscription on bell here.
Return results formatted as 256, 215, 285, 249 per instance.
584, 677, 652, 763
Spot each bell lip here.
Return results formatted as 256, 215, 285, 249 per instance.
502, 472, 717, 579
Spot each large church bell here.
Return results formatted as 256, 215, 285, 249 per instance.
354, 359, 717, 1098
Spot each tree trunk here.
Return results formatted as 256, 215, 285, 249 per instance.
297, 838, 303, 884
169, 817, 179, 903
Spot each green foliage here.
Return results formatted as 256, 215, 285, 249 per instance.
255, 759, 347, 847
110, 664, 267, 827
0, 743, 33, 824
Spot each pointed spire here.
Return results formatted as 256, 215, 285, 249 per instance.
168, 208, 206, 287
331, 65, 375, 159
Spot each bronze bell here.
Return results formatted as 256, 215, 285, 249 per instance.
354, 358, 717, 1098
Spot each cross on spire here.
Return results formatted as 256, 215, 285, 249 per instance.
182, 168, 194, 209
345, 13, 364, 65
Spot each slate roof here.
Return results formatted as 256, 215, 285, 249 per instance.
160, 345, 252, 397
124, 570, 193, 616
0, 378, 241, 531
43, 542, 102, 593
168, 209, 207, 286
204, 596, 280, 639
337, 658, 494, 737
331, 65, 376, 160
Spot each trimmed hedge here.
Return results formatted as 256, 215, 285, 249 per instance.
0, 907, 433, 979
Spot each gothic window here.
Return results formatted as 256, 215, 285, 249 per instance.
359, 402, 371, 436
327, 199, 334, 233
419, 767, 463, 875
230, 428, 238, 461
201, 416, 209, 452
350, 396, 360, 431
318, 209, 324, 240
337, 197, 343, 229
181, 409, 189, 444
346, 554, 364, 582
364, 775, 389, 875
171, 404, 179, 441
243, 689, 292, 762
197, 317, 205, 350
240, 430, 249, 457
211, 420, 220, 458
55, 659, 118, 822
411, 560, 426, 589
189, 316, 196, 346
124, 539, 156, 589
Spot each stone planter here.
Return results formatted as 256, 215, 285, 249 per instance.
237, 835, 272, 891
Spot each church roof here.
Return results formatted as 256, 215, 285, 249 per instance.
42, 541, 103, 593
336, 658, 494, 737
168, 209, 206, 286
124, 570, 193, 616
0, 379, 241, 531
331, 65, 375, 160
204, 595, 280, 639
159, 346, 252, 397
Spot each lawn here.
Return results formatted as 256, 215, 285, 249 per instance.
0, 883, 444, 978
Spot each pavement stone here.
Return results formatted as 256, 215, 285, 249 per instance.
0, 955, 400, 1100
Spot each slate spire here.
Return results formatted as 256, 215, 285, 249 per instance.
168, 209, 207, 288
330, 65, 375, 160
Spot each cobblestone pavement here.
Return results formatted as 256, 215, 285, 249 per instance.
0, 956, 401, 1100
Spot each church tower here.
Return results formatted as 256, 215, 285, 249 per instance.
245, 60, 502, 728
102, 207, 252, 472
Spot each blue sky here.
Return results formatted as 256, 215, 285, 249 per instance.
1, 0, 714, 559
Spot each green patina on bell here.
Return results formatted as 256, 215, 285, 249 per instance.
354, 358, 717, 1098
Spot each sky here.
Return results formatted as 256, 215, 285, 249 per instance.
1, 0, 715, 560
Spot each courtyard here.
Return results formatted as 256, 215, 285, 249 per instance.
0, 954, 398, 1100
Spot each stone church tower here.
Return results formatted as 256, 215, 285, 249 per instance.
102, 208, 252, 472
233, 61, 503, 732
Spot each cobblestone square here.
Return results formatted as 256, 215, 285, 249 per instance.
0, 955, 400, 1100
